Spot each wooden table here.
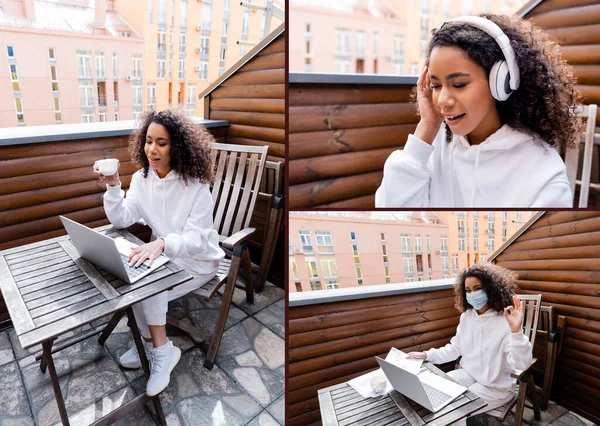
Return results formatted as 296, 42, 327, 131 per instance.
318, 363, 487, 426
0, 225, 193, 426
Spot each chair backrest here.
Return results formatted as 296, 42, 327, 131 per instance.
211, 143, 269, 238
517, 294, 542, 349
564, 104, 598, 207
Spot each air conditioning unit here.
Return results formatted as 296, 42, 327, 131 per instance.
126, 75, 132, 81
195, 47, 201, 53
295, 248, 303, 254
436, 250, 441, 254
196, 24, 202, 31
195, 65, 201, 71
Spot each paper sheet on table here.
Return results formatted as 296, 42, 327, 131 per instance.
347, 348, 424, 398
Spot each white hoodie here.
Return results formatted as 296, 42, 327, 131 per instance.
103, 169, 225, 276
425, 309, 533, 399
375, 124, 572, 207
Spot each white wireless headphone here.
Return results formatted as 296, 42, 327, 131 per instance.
439, 16, 520, 101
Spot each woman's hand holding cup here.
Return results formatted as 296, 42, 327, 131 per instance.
94, 158, 120, 187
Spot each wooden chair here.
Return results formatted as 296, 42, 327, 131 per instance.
499, 294, 542, 425
165, 143, 269, 369
564, 104, 598, 207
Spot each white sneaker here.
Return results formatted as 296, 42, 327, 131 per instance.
146, 340, 181, 397
119, 340, 153, 369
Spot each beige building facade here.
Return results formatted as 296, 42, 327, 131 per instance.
289, 211, 450, 292
0, 0, 283, 127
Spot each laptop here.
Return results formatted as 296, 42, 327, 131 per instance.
60, 216, 169, 284
376, 356, 467, 412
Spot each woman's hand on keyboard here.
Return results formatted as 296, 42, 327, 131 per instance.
128, 238, 165, 268
406, 352, 427, 360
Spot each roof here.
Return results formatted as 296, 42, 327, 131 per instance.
290, 211, 447, 225
198, 22, 285, 100
515, 0, 545, 18
488, 211, 545, 262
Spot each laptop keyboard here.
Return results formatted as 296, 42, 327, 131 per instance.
422, 382, 452, 408
119, 253, 151, 279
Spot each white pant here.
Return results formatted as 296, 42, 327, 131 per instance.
132, 272, 216, 338
447, 369, 514, 426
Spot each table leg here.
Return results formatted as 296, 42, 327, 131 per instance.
40, 338, 54, 374
125, 307, 167, 426
42, 340, 69, 426
98, 308, 126, 346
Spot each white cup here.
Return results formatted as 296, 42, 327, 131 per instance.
93, 158, 119, 176
370, 374, 387, 394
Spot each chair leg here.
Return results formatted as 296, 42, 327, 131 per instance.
514, 375, 529, 426
242, 246, 254, 304
527, 374, 541, 420
204, 255, 242, 370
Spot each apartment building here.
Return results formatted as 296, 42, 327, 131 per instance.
0, 0, 283, 127
289, 211, 449, 292
437, 211, 537, 276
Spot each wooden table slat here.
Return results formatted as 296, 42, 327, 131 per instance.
21, 274, 88, 300
318, 390, 339, 426
390, 390, 426, 426
25, 281, 94, 308
334, 391, 368, 406
19, 269, 192, 349
420, 394, 473, 422
338, 400, 399, 426
34, 293, 107, 328
0, 256, 36, 334
356, 406, 407, 426
58, 240, 121, 300
13, 259, 75, 282
5, 247, 64, 267
30, 288, 101, 319
1, 238, 60, 257
10, 254, 72, 277
336, 394, 384, 416
116, 266, 176, 294
16, 265, 82, 289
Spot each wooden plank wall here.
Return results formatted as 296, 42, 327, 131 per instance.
493, 210, 600, 424
527, 0, 600, 207
208, 34, 285, 164
288, 82, 418, 209
0, 126, 226, 328
288, 288, 459, 426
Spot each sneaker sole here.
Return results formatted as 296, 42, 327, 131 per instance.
146, 347, 181, 397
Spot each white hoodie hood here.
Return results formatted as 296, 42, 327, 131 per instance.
104, 169, 225, 276
375, 124, 572, 207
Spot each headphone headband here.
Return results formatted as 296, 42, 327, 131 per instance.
440, 16, 520, 91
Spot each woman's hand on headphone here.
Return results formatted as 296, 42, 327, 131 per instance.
414, 64, 444, 144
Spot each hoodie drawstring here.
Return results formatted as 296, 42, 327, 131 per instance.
470, 146, 481, 207
449, 141, 457, 207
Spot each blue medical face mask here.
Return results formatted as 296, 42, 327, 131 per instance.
466, 289, 488, 310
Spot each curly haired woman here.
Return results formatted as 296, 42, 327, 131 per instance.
376, 14, 583, 207
95, 109, 224, 396
407, 264, 532, 424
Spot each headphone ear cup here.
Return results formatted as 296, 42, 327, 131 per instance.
490, 61, 511, 101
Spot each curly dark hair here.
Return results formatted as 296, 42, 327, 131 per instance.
415, 14, 583, 150
130, 109, 215, 185
454, 264, 519, 313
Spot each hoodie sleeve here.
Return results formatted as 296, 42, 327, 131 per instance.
529, 179, 572, 208
504, 332, 533, 372
162, 184, 214, 259
103, 172, 143, 229
375, 134, 434, 207
425, 315, 463, 364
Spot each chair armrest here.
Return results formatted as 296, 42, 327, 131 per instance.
221, 227, 256, 250
511, 358, 537, 379
272, 195, 284, 209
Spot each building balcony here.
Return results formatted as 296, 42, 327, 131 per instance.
402, 249, 412, 255
415, 248, 422, 254
417, 269, 424, 275
317, 246, 334, 255
98, 95, 107, 108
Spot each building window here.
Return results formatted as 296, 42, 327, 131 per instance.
7, 45, 15, 58
335, 60, 350, 74
158, 31, 166, 52
178, 59, 186, 79
202, 2, 212, 31
198, 61, 208, 80
394, 36, 404, 62
356, 266, 363, 285
481, 254, 488, 264
414, 236, 422, 253
170, 0, 174, 26
49, 65, 59, 92
81, 113, 94, 123
488, 239, 495, 252
222, 20, 228, 36
441, 237, 448, 252
221, 46, 227, 61
9, 64, 20, 92
404, 258, 414, 274
96, 53, 105, 79
200, 35, 210, 56
79, 84, 94, 107
157, 0, 166, 25
112, 53, 118, 79
459, 238, 465, 252
48, 48, 55, 59
299, 230, 313, 254
157, 59, 166, 79
147, 83, 156, 106
187, 84, 196, 104
133, 85, 142, 106
241, 8, 249, 36
401, 235, 412, 253
133, 111, 141, 120
114, 112, 119, 121
53, 97, 61, 123
99, 112, 107, 122
77, 53, 92, 78
335, 29, 350, 56
180, 0, 187, 28
291, 261, 300, 283
187, 109, 194, 117
452, 254, 459, 271
180, 33, 187, 54
321, 260, 338, 279
148, 0, 153, 22
356, 31, 365, 58
14, 97, 24, 125
315, 231, 333, 254
169, 59, 172, 79
474, 237, 479, 252
306, 260, 319, 280
426, 235, 431, 253
442, 256, 449, 272
132, 57, 142, 79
